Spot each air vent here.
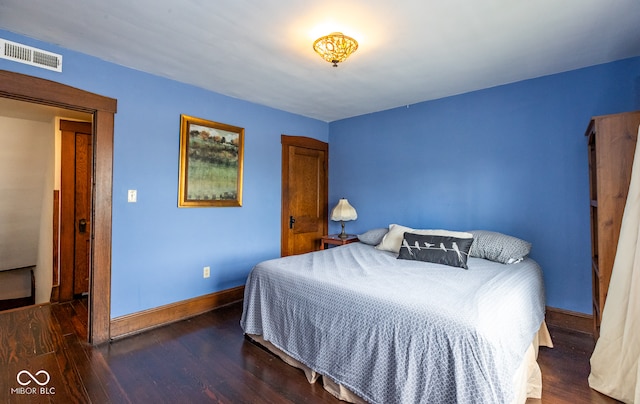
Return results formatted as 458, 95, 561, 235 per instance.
0, 38, 62, 72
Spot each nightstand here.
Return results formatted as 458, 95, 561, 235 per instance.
320, 234, 359, 250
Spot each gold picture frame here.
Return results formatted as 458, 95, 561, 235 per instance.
178, 115, 244, 207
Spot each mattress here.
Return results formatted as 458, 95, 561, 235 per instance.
241, 242, 549, 403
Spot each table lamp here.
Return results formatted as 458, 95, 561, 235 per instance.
330, 198, 357, 239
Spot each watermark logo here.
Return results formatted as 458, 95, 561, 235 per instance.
10, 370, 55, 395
17, 370, 50, 386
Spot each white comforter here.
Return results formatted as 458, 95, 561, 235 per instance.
241, 242, 545, 403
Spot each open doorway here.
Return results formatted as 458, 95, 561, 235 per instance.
0, 99, 92, 313
0, 69, 116, 344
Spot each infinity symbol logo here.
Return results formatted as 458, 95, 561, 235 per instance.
17, 370, 50, 386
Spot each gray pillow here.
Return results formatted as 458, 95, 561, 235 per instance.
357, 228, 388, 245
468, 230, 531, 264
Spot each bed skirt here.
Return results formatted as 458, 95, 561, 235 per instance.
247, 320, 553, 403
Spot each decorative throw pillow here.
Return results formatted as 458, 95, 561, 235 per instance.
357, 228, 388, 245
467, 230, 531, 264
376, 224, 473, 253
398, 232, 474, 269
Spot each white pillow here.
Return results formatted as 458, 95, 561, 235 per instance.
376, 224, 473, 253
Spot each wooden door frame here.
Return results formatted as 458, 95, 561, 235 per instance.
281, 135, 328, 257
0, 70, 116, 345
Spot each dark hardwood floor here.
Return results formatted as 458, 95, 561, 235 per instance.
0, 300, 622, 403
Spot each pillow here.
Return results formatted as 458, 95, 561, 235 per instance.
467, 230, 531, 264
398, 232, 474, 269
357, 228, 388, 245
376, 224, 473, 253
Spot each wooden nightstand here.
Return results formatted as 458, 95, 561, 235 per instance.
320, 234, 359, 250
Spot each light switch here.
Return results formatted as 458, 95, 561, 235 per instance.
127, 189, 137, 203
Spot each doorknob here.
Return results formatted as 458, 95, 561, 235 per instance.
289, 216, 296, 229
78, 219, 88, 233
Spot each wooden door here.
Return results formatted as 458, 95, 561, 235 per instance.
60, 120, 93, 300
281, 135, 328, 256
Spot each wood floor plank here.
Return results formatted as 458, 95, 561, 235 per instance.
30, 306, 60, 358
51, 335, 89, 402
176, 327, 299, 403
79, 344, 131, 404
0, 310, 36, 365
2, 352, 74, 404
0, 310, 19, 365
61, 333, 114, 404
532, 327, 620, 404
50, 300, 78, 337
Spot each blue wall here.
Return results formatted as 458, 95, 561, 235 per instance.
329, 57, 640, 313
0, 30, 328, 317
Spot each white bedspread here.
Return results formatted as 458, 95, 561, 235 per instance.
241, 243, 546, 403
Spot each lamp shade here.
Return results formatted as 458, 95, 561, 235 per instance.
331, 198, 357, 221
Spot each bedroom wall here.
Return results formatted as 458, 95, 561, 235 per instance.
0, 115, 52, 272
328, 56, 640, 314
0, 30, 328, 318
0, 115, 54, 305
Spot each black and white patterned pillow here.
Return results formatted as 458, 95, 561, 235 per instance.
398, 232, 474, 269
468, 230, 531, 264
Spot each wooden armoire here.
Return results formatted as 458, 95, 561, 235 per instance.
586, 111, 640, 340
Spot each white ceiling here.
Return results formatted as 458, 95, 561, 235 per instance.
1, 0, 640, 122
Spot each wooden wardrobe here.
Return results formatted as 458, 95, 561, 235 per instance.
586, 110, 640, 340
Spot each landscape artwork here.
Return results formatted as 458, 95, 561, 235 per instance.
178, 115, 244, 207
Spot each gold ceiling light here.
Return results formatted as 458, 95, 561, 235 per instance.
313, 32, 358, 67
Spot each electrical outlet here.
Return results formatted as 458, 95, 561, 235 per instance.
203, 266, 210, 278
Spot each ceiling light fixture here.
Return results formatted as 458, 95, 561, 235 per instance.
313, 32, 358, 67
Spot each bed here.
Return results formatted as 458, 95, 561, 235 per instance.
241, 226, 552, 403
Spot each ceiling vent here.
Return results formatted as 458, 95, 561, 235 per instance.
0, 38, 62, 72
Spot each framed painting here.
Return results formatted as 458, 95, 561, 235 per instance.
178, 115, 244, 207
